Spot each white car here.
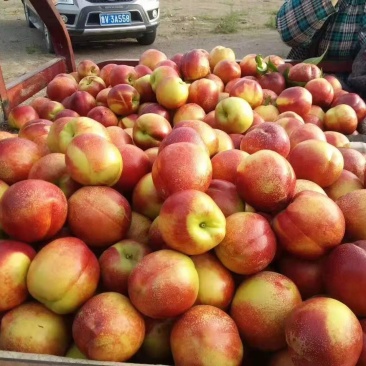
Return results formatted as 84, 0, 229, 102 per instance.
22, 0, 160, 52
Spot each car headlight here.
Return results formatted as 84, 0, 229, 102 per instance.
55, 0, 74, 5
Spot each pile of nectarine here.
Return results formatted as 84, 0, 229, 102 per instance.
1, 45, 366, 366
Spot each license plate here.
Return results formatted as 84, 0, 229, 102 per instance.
99, 12, 131, 26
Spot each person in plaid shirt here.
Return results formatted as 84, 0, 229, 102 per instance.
276, 0, 366, 59
276, 0, 366, 97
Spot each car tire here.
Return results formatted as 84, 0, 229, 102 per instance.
43, 24, 55, 54
23, 4, 35, 28
137, 29, 157, 45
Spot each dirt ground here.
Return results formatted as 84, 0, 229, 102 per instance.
0, 0, 290, 84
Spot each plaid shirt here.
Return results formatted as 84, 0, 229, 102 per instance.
276, 0, 366, 59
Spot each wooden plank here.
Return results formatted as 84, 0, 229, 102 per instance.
3, 58, 68, 116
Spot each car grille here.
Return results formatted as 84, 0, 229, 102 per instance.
86, 11, 143, 25
86, 0, 133, 3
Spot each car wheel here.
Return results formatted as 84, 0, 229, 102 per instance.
23, 4, 35, 28
43, 24, 55, 54
137, 29, 157, 45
